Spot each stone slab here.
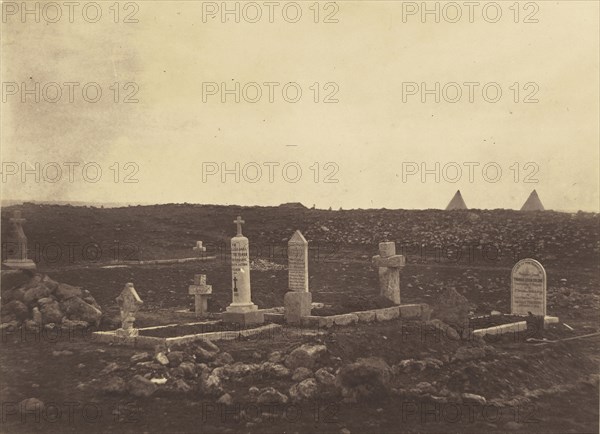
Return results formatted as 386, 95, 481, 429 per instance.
399, 304, 425, 319
333, 313, 359, 326
222, 310, 265, 326
355, 310, 377, 323
473, 321, 527, 338
284, 291, 312, 324
375, 307, 400, 321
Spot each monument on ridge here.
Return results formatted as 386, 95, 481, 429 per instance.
520, 189, 545, 211
372, 241, 405, 304
222, 216, 264, 326
188, 274, 212, 317
115, 283, 143, 337
3, 210, 36, 270
284, 230, 312, 324
445, 190, 468, 210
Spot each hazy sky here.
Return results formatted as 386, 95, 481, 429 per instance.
2, 1, 599, 211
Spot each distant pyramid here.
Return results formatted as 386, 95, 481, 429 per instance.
445, 190, 468, 210
520, 190, 545, 211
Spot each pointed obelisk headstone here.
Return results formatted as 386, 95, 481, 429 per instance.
115, 283, 143, 337
3, 210, 36, 270
284, 230, 312, 324
222, 216, 264, 326
445, 190, 468, 210
520, 190, 545, 211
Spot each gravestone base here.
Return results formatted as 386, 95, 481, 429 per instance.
222, 310, 265, 326
284, 291, 312, 324
115, 328, 139, 338
3, 259, 36, 270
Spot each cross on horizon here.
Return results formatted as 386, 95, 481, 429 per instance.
233, 216, 245, 236
10, 210, 25, 223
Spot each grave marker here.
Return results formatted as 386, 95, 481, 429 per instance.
188, 274, 212, 317
284, 230, 312, 324
3, 210, 36, 270
511, 258, 546, 316
115, 283, 143, 337
222, 216, 264, 326
193, 241, 206, 255
372, 241, 405, 304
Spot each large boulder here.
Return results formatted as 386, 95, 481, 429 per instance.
40, 300, 64, 325
23, 284, 51, 306
55, 283, 82, 301
289, 378, 318, 402
1, 300, 29, 322
430, 287, 470, 330
336, 357, 392, 401
284, 344, 327, 370
61, 297, 102, 326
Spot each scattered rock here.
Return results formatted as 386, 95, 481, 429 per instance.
426, 319, 461, 341
102, 376, 126, 394
315, 368, 336, 386
289, 378, 318, 402
257, 387, 288, 405
61, 297, 102, 326
155, 352, 170, 366
40, 300, 64, 325
217, 393, 234, 406
128, 375, 158, 397
52, 350, 73, 356
19, 398, 44, 414
213, 352, 234, 366
131, 352, 151, 364
284, 344, 327, 370
336, 357, 392, 401
55, 283, 83, 301
292, 367, 313, 382
173, 379, 192, 393
260, 362, 290, 378
167, 351, 185, 367
178, 361, 197, 378
100, 362, 120, 375
1, 300, 28, 322
268, 351, 284, 363
462, 393, 486, 405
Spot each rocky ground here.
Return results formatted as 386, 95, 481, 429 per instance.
0, 204, 598, 433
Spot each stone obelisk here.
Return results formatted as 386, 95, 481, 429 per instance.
222, 216, 264, 326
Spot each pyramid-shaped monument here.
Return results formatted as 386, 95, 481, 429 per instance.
520, 189, 545, 211
445, 190, 468, 210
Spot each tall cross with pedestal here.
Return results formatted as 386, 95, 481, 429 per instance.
188, 274, 212, 317
372, 241, 405, 304
234, 216, 245, 236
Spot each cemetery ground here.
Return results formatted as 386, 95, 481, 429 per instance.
1, 204, 599, 433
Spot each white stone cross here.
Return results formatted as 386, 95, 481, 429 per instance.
233, 216, 245, 236
193, 241, 207, 254
188, 274, 212, 317
372, 242, 405, 304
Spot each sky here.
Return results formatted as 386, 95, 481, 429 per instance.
1, 0, 599, 211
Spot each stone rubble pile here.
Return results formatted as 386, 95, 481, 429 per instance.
0, 273, 102, 330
